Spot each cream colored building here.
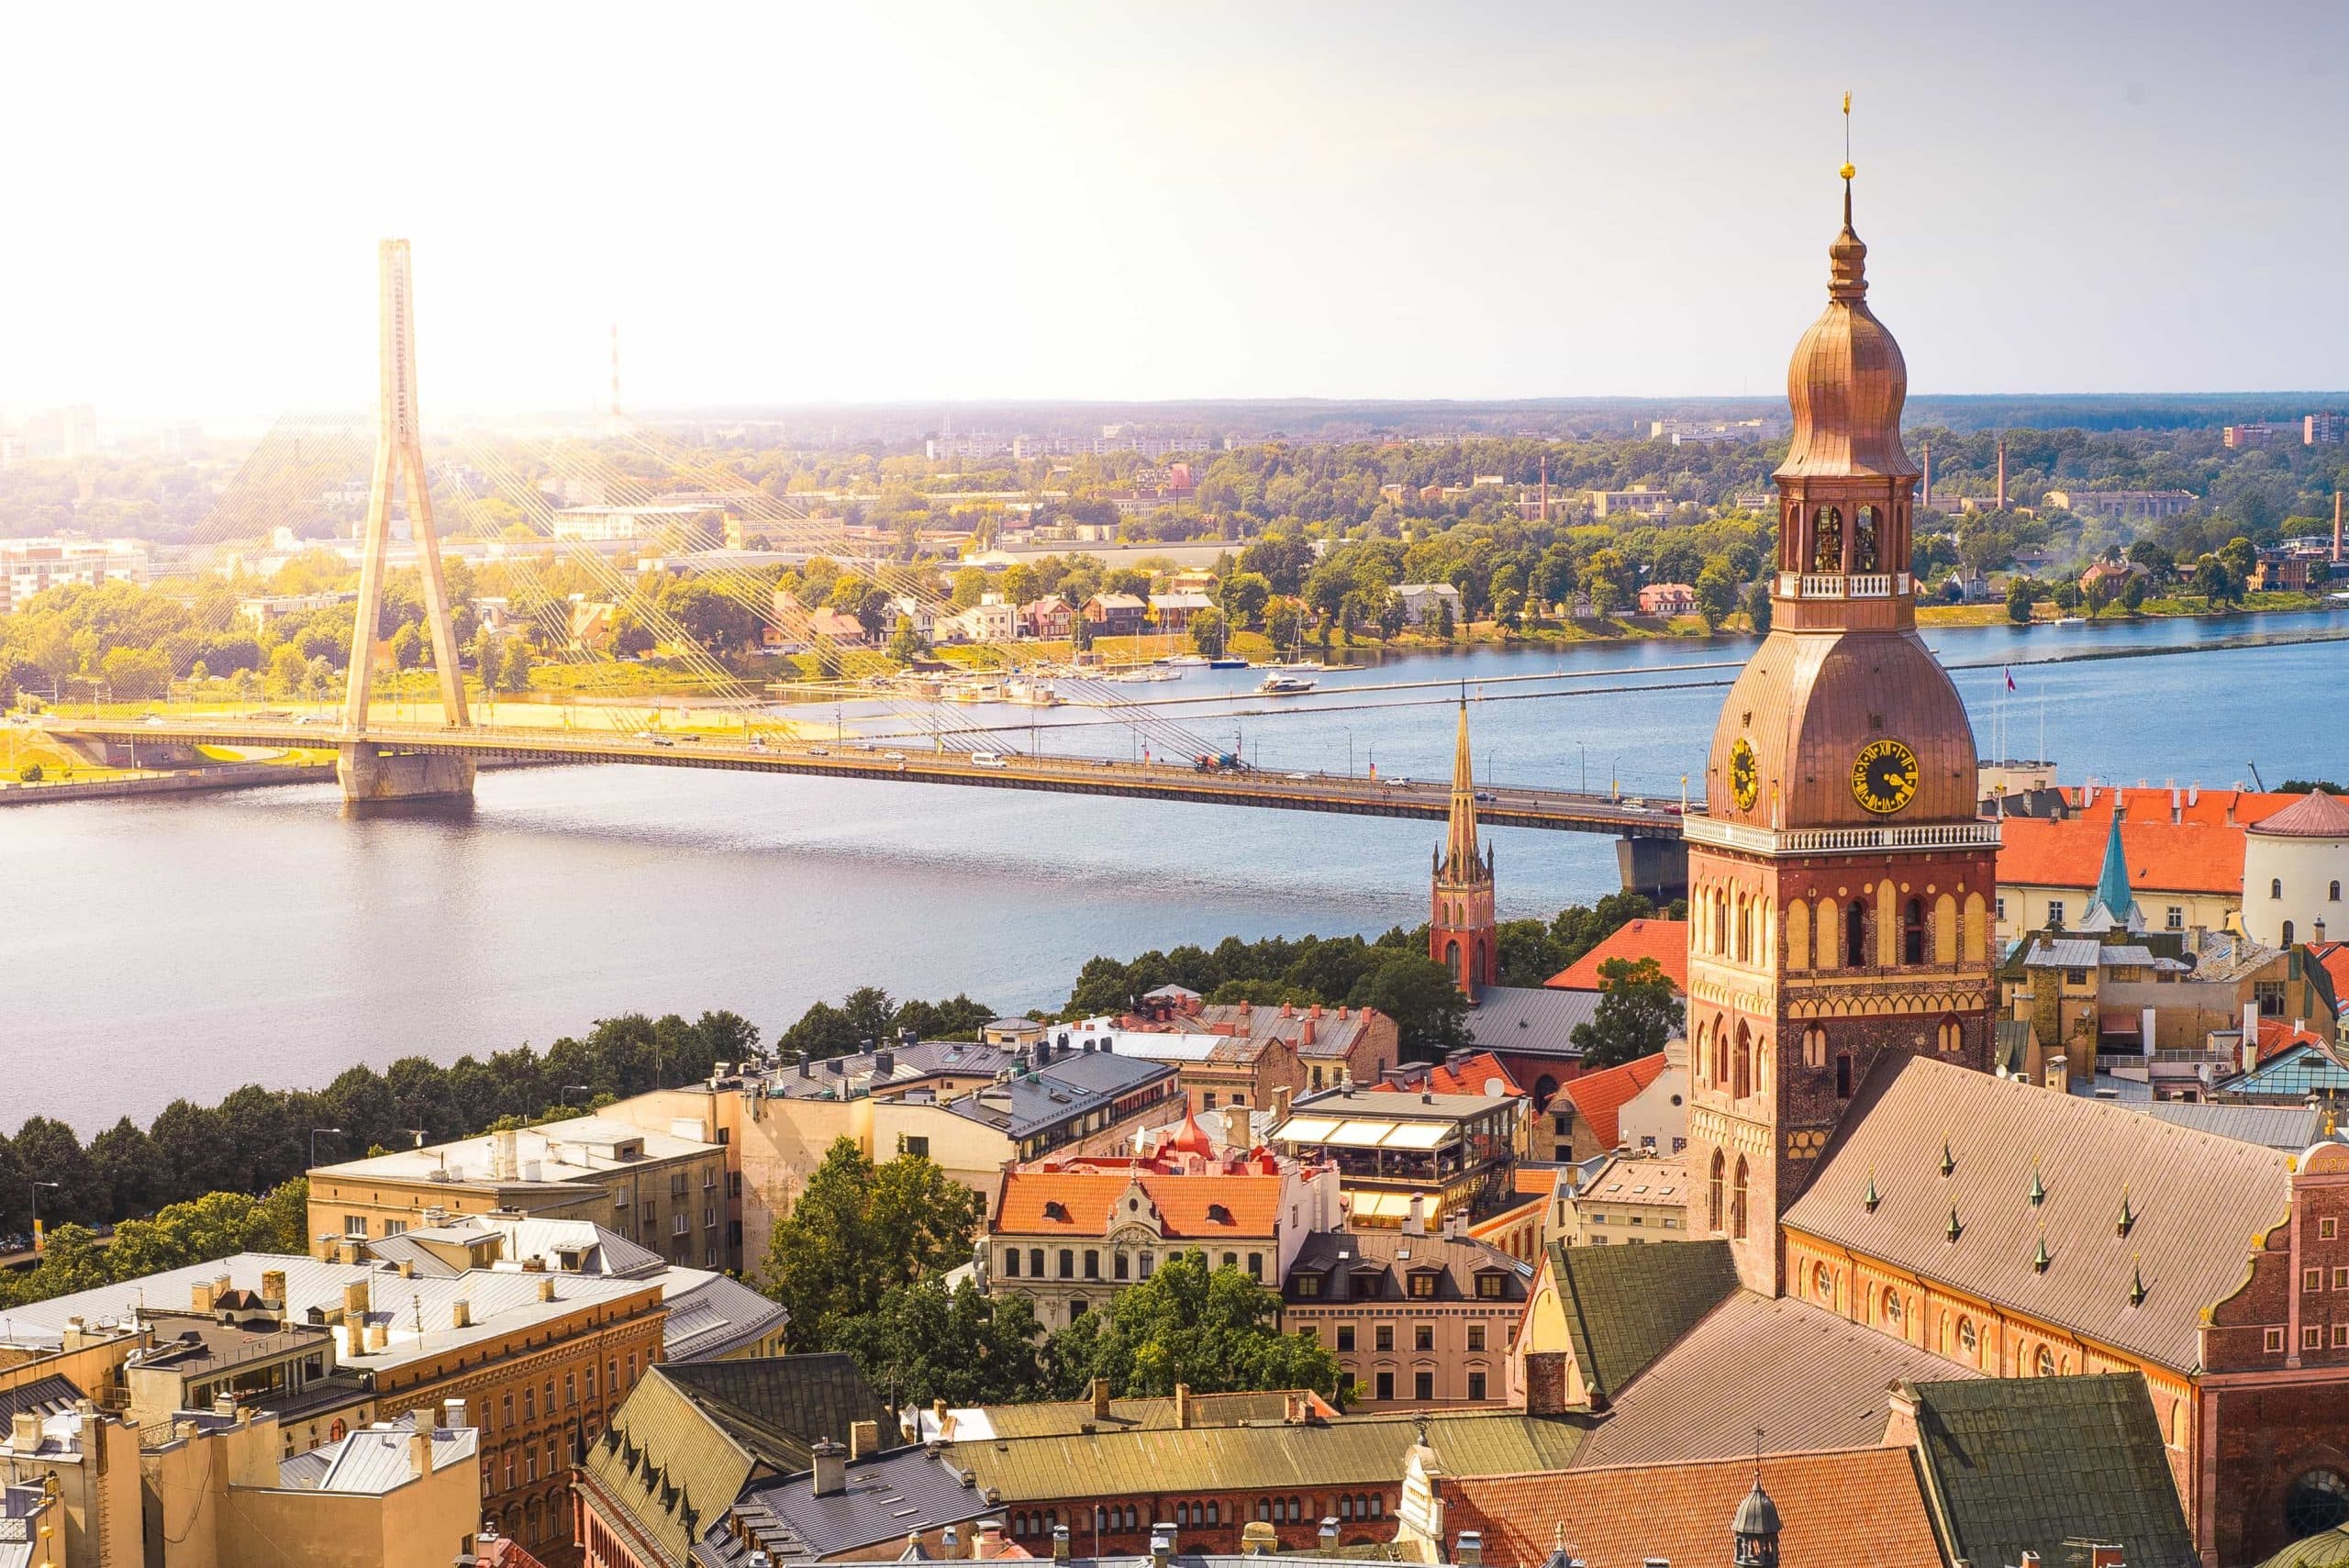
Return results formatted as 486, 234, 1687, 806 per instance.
310, 1116, 731, 1272
2241, 792, 2349, 949
143, 1406, 480, 1568
0, 1401, 140, 1568
1565, 1153, 1695, 1246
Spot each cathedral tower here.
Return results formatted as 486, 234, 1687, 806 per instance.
1681, 162, 2000, 1294
1431, 700, 1497, 999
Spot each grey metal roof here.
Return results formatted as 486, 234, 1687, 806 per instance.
2023, 938, 2105, 969
704, 1444, 990, 1562
950, 1055, 1174, 1138
2136, 1101, 2329, 1151
766, 1041, 1016, 1103
663, 1272, 791, 1362
1459, 985, 1602, 1059
281, 1411, 478, 1494
0, 1377, 82, 1428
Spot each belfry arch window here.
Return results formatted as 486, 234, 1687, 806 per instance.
1709, 1150, 1724, 1231
1732, 1021, 1753, 1100
1811, 507, 1842, 573
1853, 506, 1880, 572
1846, 901, 1868, 967
1731, 1156, 1750, 1240
1902, 897, 1927, 965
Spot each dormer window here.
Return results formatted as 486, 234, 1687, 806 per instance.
1295, 1273, 1321, 1298
1475, 1273, 1505, 1300
1408, 1272, 1438, 1299
1043, 1200, 1070, 1223
1207, 1204, 1234, 1225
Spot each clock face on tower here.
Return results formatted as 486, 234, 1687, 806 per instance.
1729, 738, 1760, 811
1851, 738, 1920, 815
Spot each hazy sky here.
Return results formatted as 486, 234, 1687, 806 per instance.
6, 1, 2346, 418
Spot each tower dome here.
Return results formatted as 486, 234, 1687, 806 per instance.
1776, 182, 1920, 484
1732, 1475, 1781, 1568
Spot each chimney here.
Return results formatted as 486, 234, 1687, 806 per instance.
1174, 1384, 1195, 1429
850, 1419, 881, 1461
797, 1050, 811, 1077
442, 1397, 467, 1430
343, 1280, 371, 1319
397, 1259, 415, 1279
451, 1300, 473, 1329
538, 1277, 557, 1302
212, 1391, 238, 1418
975, 1520, 1005, 1560
1151, 1527, 1174, 1568
1052, 1525, 1071, 1562
1301, 1020, 1315, 1048
365, 1321, 389, 1351
2021, 1554, 2043, 1568
192, 1280, 218, 1313
1455, 1531, 1483, 1567
491, 1126, 520, 1181
874, 1049, 896, 1076
7, 1412, 38, 1453
1241, 1522, 1278, 1556
811, 1437, 847, 1496
1091, 1378, 1112, 1420
2087, 1552, 2129, 1568
1321, 1520, 1341, 1552
1404, 1195, 1427, 1237
410, 1427, 435, 1479
261, 1269, 287, 1307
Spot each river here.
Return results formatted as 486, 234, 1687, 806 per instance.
7, 611, 2344, 1132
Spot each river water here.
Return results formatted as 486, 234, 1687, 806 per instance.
7, 612, 2343, 1132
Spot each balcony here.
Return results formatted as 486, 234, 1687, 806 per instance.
1685, 817, 2002, 856
1779, 572, 1907, 599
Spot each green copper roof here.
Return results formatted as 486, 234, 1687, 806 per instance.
2093, 809, 2136, 926
1546, 1238, 1737, 1407
2256, 1525, 2349, 1568
1908, 1374, 2195, 1568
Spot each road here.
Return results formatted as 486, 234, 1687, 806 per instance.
40, 716, 1694, 839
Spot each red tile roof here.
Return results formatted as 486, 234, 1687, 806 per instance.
1443, 1448, 1943, 1568
2258, 1017, 2327, 1060
1560, 1052, 1669, 1151
992, 1173, 1286, 1239
2311, 943, 2349, 1009
1545, 920, 1687, 994
2065, 784, 2302, 829
1418, 1052, 1525, 1098
1996, 816, 2243, 896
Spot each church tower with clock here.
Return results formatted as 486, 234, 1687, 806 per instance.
1682, 163, 2000, 1295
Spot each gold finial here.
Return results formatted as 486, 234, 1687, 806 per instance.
1841, 91, 1855, 182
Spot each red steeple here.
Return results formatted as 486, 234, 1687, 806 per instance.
1431, 699, 1496, 999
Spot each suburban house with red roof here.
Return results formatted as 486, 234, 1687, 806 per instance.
984, 1160, 1341, 1330
1543, 918, 1689, 995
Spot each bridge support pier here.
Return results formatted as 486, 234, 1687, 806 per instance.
1616, 835, 1688, 904
338, 745, 474, 804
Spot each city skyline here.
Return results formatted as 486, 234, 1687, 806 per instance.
6, 1, 2349, 417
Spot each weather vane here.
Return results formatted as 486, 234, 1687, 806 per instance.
1842, 90, 1855, 182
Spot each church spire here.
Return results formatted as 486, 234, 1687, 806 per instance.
2092, 808, 2136, 927
1444, 696, 1482, 878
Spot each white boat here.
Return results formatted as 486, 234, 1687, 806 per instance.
1257, 673, 1318, 695
943, 683, 1000, 703
1006, 681, 1064, 707
2054, 617, 2087, 627
1265, 660, 1328, 673
1160, 654, 1210, 668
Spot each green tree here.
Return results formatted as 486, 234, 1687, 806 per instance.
1264, 598, 1303, 652
1218, 572, 1272, 628
389, 621, 425, 670
1434, 599, 1456, 641
951, 567, 987, 610
13, 1117, 106, 1228
1346, 952, 1469, 1055
1568, 956, 1678, 1068
830, 1277, 1047, 1408
498, 638, 533, 695
1694, 562, 1737, 631
760, 1140, 985, 1350
887, 616, 924, 665
2005, 577, 2036, 624
1743, 578, 1773, 633
2121, 573, 2148, 612
1187, 606, 1229, 658
88, 1118, 173, 1218
1041, 1251, 1338, 1399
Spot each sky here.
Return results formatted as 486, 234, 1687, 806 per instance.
5, 0, 2347, 419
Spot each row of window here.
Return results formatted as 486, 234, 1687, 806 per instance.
1295, 1271, 1506, 1300
1309, 1322, 1490, 1353
1695, 885, 1990, 972
1341, 1367, 1473, 1402
1001, 1247, 1266, 1282
1007, 1496, 1388, 1537
2270, 879, 2344, 902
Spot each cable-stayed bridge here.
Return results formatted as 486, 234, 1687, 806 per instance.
39, 240, 1694, 890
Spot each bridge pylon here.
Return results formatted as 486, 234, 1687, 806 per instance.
339, 239, 476, 804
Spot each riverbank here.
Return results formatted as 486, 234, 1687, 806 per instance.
0, 762, 338, 806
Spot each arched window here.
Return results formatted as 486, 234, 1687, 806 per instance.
2285, 920, 2296, 946
1854, 506, 1879, 572
2034, 1346, 2056, 1377
1443, 939, 1461, 976
1731, 1156, 1750, 1240
1801, 1025, 1827, 1068
2286, 1470, 2349, 1537
1812, 507, 1842, 572
1938, 1016, 1965, 1054
1957, 1318, 1979, 1362
2333, 881, 2343, 902
1813, 1262, 1834, 1304
1532, 1074, 1559, 1113
1709, 1149, 1725, 1231
1834, 1051, 1854, 1099
1882, 1291, 1904, 1330
1847, 900, 1868, 967
1902, 897, 1926, 965
2274, 878, 2285, 900
1732, 1021, 1753, 1099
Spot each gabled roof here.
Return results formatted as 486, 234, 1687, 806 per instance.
1996, 816, 2244, 896
1906, 1374, 2196, 1568
2137, 1100, 2328, 1151
2065, 784, 2302, 830
1575, 1290, 1979, 1468
1459, 986, 1602, 1061
1544, 919, 1689, 994
1544, 1239, 1739, 1407
2223, 1041, 2349, 1100
1442, 1449, 1943, 1568
993, 1173, 1286, 1239
1784, 1054, 2290, 1373
1282, 1229, 1532, 1304
1559, 1052, 1670, 1151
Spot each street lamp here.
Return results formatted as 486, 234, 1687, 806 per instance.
310, 1128, 344, 1171
28, 1180, 59, 1253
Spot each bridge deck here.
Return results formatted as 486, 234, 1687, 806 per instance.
43, 717, 1691, 838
